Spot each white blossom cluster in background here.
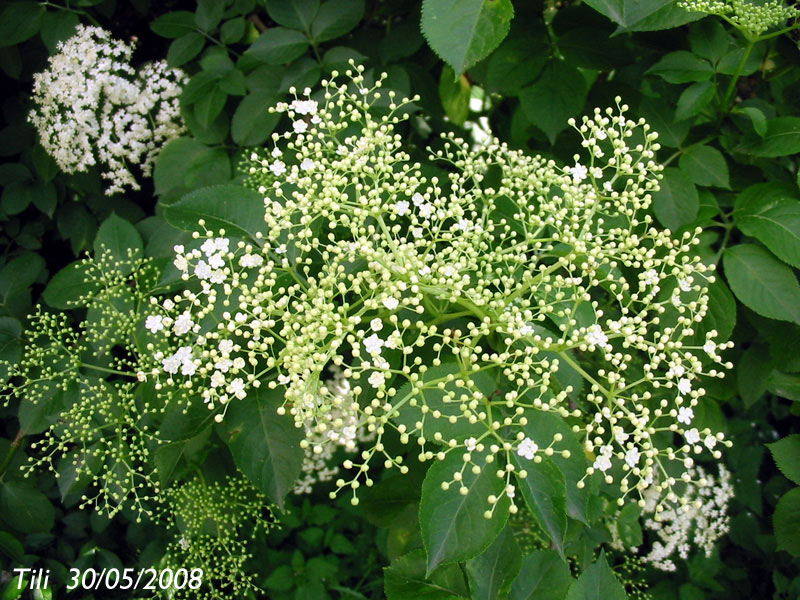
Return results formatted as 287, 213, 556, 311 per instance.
29, 25, 187, 195
293, 367, 375, 494
639, 465, 734, 571
141, 66, 733, 529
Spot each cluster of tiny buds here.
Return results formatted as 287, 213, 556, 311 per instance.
678, 0, 798, 37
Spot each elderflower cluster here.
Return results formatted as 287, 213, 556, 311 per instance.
160, 476, 276, 599
639, 464, 733, 571
146, 66, 732, 519
679, 0, 798, 37
29, 25, 187, 195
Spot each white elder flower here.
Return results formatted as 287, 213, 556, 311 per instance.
145, 315, 164, 333
370, 318, 383, 332
677, 406, 694, 425
173, 254, 188, 272
455, 218, 470, 231
678, 276, 694, 292
569, 162, 588, 182
29, 26, 187, 195
383, 297, 399, 310
517, 437, 539, 460
194, 261, 212, 280
300, 158, 315, 171
180, 360, 197, 376
363, 334, 384, 355
593, 445, 613, 472
368, 371, 385, 388
291, 99, 318, 115
465, 437, 478, 452
293, 120, 308, 133
677, 378, 692, 395
215, 358, 232, 373
615, 428, 630, 444
394, 200, 410, 216
219, 339, 234, 354
625, 447, 640, 468
239, 253, 263, 268
685, 428, 701, 445
173, 312, 194, 335
642, 269, 660, 286
704, 435, 717, 450
210, 371, 226, 388
703, 340, 717, 355
411, 192, 425, 206
270, 161, 287, 176
162, 354, 181, 374
228, 378, 246, 400
418, 203, 434, 219
585, 324, 608, 347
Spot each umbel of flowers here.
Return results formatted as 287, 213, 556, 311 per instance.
29, 25, 187, 195
142, 65, 733, 542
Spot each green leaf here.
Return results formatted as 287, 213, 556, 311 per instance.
194, 84, 228, 129
485, 34, 548, 95
557, 28, 631, 71
739, 106, 767, 137
737, 343, 773, 407
439, 66, 471, 126
42, 261, 101, 309
740, 117, 800, 157
151, 11, 197, 38
638, 96, 689, 148
767, 435, 800, 485
154, 137, 231, 200
1, 180, 56, 216
737, 200, 800, 268
0, 2, 45, 47
617, 503, 643, 547
651, 168, 699, 231
774, 487, 800, 557
384, 549, 470, 599
689, 277, 736, 343
766, 370, 800, 402
675, 81, 714, 121
0, 317, 22, 382
18, 389, 63, 436
57, 444, 104, 500
734, 181, 798, 216
421, 0, 514, 77
723, 244, 800, 325
511, 454, 568, 556
167, 32, 206, 68
0, 531, 25, 563
0, 481, 54, 534
419, 450, 509, 575
0, 253, 44, 308
310, 0, 366, 43
688, 18, 729, 65
679, 145, 729, 188
163, 184, 265, 242
40, 10, 79, 53
620, 1, 703, 31
220, 17, 246, 44
647, 51, 713, 84
465, 526, 523, 600
717, 41, 766, 75
248, 27, 310, 64
195, 0, 225, 31
221, 387, 304, 510
519, 61, 587, 145
582, 0, 665, 27
509, 550, 572, 600
93, 213, 144, 275
565, 551, 627, 600
232, 92, 282, 146
266, 0, 320, 31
